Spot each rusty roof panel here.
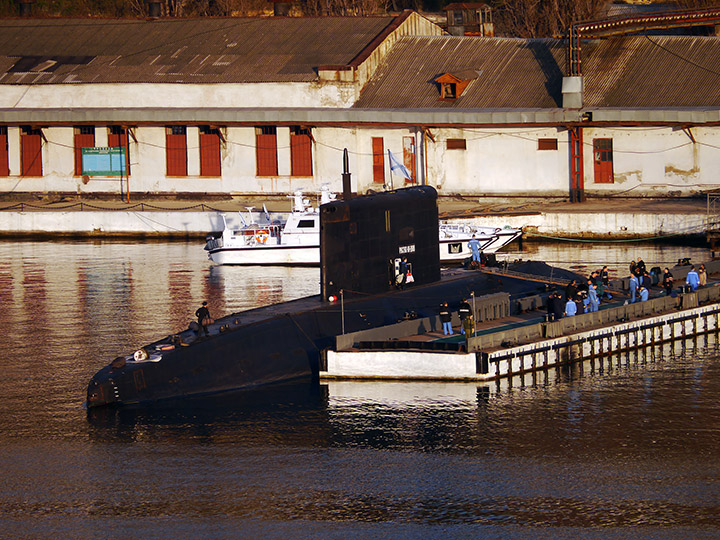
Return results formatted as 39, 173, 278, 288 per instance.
582, 36, 720, 107
0, 16, 395, 84
356, 34, 720, 110
355, 36, 566, 109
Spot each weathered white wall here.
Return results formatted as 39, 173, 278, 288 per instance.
1, 82, 359, 109
3, 123, 720, 197
581, 127, 718, 196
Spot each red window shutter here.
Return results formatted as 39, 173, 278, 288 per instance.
291, 134, 312, 177
0, 134, 8, 176
256, 133, 278, 176
199, 133, 221, 177
166, 133, 187, 176
74, 133, 95, 176
372, 137, 385, 183
108, 133, 122, 148
108, 132, 131, 175
21, 133, 42, 177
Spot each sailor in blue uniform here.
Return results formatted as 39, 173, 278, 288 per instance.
587, 282, 600, 312
564, 297, 577, 317
639, 285, 649, 302
468, 235, 482, 264
629, 273, 639, 303
686, 265, 700, 291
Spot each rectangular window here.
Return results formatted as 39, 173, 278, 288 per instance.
441, 82, 457, 99
74, 126, 95, 176
166, 126, 187, 177
403, 136, 416, 184
21, 126, 42, 177
199, 126, 222, 177
108, 126, 131, 175
538, 138, 558, 151
372, 137, 385, 183
256, 126, 278, 176
0, 127, 8, 177
446, 138, 466, 150
593, 138, 614, 184
290, 126, 313, 177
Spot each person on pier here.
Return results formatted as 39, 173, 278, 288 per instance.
439, 302, 453, 336
662, 268, 674, 296
587, 282, 600, 312
564, 297, 577, 317
629, 273, 639, 303
458, 298, 471, 334
686, 265, 700, 291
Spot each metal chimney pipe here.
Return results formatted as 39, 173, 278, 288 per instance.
342, 148, 352, 201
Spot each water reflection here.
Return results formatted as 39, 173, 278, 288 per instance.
84, 336, 720, 461
1, 239, 720, 538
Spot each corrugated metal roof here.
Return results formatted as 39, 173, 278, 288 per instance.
355, 35, 720, 110
355, 36, 566, 109
582, 36, 720, 107
0, 16, 395, 84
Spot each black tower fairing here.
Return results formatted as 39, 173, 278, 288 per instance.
320, 186, 441, 300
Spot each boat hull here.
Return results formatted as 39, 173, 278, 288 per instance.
87, 271, 501, 408
207, 231, 522, 265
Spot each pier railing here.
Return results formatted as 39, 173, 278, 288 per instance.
467, 286, 719, 352
335, 292, 510, 351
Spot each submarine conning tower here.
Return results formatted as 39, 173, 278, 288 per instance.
320, 185, 441, 300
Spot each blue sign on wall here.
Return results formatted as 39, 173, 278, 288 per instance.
81, 147, 126, 176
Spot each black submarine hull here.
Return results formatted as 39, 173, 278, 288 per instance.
87, 271, 502, 407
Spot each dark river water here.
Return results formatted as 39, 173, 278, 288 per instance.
1, 239, 720, 539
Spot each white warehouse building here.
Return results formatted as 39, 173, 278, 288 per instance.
1, 10, 720, 201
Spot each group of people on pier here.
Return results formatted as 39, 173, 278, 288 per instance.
439, 298, 475, 338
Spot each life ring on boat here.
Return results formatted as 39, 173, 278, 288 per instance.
133, 348, 149, 361
255, 229, 270, 244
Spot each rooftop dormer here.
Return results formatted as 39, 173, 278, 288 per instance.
434, 70, 480, 100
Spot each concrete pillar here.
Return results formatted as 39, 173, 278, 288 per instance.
7, 127, 20, 176
277, 127, 291, 177
187, 126, 200, 177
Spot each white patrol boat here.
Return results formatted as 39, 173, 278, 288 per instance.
204, 188, 522, 266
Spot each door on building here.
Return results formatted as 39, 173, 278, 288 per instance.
21, 127, 43, 177
403, 136, 416, 184
593, 138, 614, 184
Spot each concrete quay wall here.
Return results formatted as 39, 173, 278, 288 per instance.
460, 211, 707, 240
0, 202, 710, 239
0, 210, 225, 238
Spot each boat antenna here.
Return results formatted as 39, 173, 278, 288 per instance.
342, 148, 352, 201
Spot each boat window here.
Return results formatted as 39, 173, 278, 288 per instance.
297, 219, 315, 228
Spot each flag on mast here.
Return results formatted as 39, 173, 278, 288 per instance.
388, 150, 411, 180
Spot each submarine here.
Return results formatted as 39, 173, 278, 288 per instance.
87, 159, 551, 408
